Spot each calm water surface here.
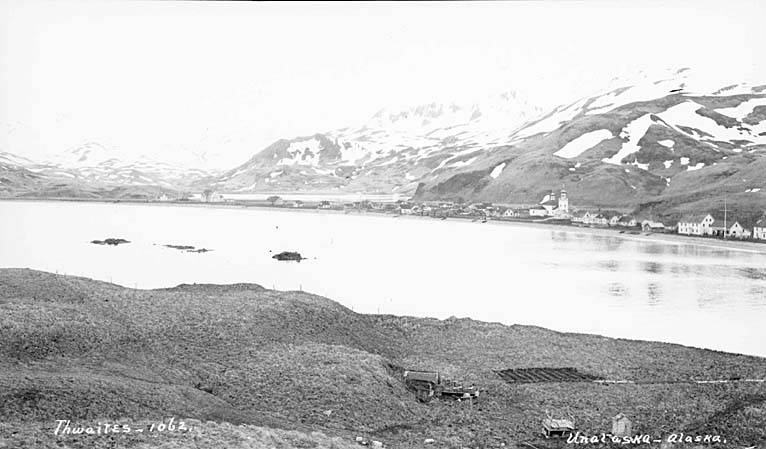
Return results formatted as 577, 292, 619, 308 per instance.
2, 201, 765, 356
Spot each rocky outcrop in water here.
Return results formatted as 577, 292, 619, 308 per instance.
272, 251, 305, 262
91, 238, 130, 246
163, 244, 213, 253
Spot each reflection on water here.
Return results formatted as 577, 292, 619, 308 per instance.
646, 283, 661, 305
1, 201, 765, 357
642, 261, 663, 274
739, 267, 766, 280
607, 282, 628, 297
589, 234, 625, 252
598, 260, 621, 272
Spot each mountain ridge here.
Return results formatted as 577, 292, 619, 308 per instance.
3, 70, 766, 217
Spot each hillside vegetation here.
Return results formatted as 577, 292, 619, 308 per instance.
1, 269, 765, 448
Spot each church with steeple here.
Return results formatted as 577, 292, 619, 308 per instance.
532, 187, 570, 218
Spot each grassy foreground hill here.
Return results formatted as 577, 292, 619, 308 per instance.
1, 269, 765, 448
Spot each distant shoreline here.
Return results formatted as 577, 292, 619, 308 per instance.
3, 196, 766, 255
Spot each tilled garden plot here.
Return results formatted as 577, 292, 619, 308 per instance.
495, 367, 603, 384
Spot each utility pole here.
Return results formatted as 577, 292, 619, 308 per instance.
719, 195, 728, 239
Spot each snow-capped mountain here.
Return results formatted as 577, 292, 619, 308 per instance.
17, 142, 218, 189
211, 90, 545, 193
413, 69, 766, 219
208, 68, 765, 221
0, 142, 220, 198
4, 67, 765, 216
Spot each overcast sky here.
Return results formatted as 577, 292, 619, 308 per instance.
2, 0, 765, 168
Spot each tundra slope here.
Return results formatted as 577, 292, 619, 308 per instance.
1, 269, 765, 448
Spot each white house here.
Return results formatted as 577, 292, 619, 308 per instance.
677, 214, 714, 236
586, 213, 609, 226
571, 210, 588, 223
201, 190, 224, 203
617, 215, 638, 227
529, 205, 548, 217
754, 215, 766, 240
727, 221, 751, 239
641, 219, 665, 232
399, 203, 415, 215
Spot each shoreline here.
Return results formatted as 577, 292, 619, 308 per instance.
4, 196, 766, 255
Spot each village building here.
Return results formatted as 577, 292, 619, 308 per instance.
530, 188, 570, 218
399, 203, 415, 215
754, 214, 766, 240
616, 215, 638, 228
570, 210, 588, 223
706, 214, 730, 237
201, 190, 224, 203
641, 219, 666, 232
529, 205, 548, 217
502, 207, 518, 218
677, 214, 715, 236
591, 213, 609, 226
726, 220, 751, 239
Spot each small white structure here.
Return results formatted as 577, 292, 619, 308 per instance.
201, 190, 224, 203
571, 210, 588, 223
727, 221, 750, 239
641, 219, 665, 232
400, 203, 415, 215
584, 213, 609, 226
529, 205, 548, 217
754, 215, 766, 240
611, 413, 632, 438
617, 215, 638, 227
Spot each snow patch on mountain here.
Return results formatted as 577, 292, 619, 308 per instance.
658, 139, 675, 148
450, 157, 477, 168
687, 162, 705, 171
715, 97, 766, 120
657, 100, 766, 144
554, 129, 613, 158
277, 138, 323, 166
602, 114, 657, 166
490, 162, 506, 179
514, 98, 588, 139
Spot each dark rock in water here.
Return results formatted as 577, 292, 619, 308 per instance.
163, 244, 213, 253
165, 244, 196, 251
272, 251, 305, 262
91, 238, 130, 246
